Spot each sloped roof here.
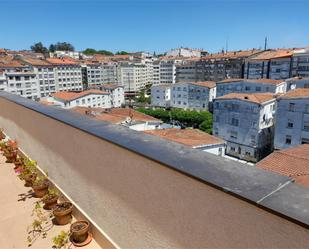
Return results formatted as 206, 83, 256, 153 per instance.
257, 145, 309, 187
216, 93, 276, 104
191, 81, 216, 88
52, 90, 108, 101
144, 128, 225, 147
278, 88, 309, 99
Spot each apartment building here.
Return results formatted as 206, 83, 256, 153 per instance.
213, 93, 276, 162
152, 60, 160, 85
196, 50, 261, 82
20, 57, 57, 97
0, 70, 7, 91
285, 76, 309, 91
171, 81, 216, 111
43, 89, 111, 109
175, 59, 198, 83
274, 88, 309, 149
159, 58, 183, 84
131, 52, 155, 85
166, 48, 206, 57
216, 78, 286, 97
151, 84, 171, 108
51, 50, 81, 59
46, 58, 83, 92
100, 83, 125, 108
292, 47, 309, 77
118, 62, 147, 93
101, 62, 119, 84
244, 49, 293, 80
0, 58, 39, 100
81, 61, 103, 88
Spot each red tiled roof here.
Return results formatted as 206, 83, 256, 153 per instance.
257, 144, 309, 187
201, 49, 261, 60
71, 107, 161, 124
52, 90, 108, 101
217, 78, 284, 85
191, 81, 216, 88
46, 57, 79, 65
144, 128, 225, 147
216, 93, 276, 104
279, 88, 309, 99
21, 57, 52, 66
247, 49, 293, 61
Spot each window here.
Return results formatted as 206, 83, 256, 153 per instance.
245, 86, 251, 91
304, 121, 309, 131
305, 104, 309, 113
256, 86, 261, 91
304, 83, 309, 88
230, 147, 236, 152
285, 135, 292, 144
231, 118, 239, 127
287, 120, 293, 128
289, 103, 295, 112
230, 131, 238, 139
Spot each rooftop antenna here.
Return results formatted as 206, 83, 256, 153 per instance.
264, 37, 268, 50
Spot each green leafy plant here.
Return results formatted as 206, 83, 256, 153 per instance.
52, 230, 71, 249
27, 202, 53, 247
42, 188, 59, 202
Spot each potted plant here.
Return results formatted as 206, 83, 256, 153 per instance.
53, 202, 73, 225
70, 220, 90, 244
32, 176, 49, 198
52, 230, 70, 249
4, 140, 18, 163
42, 188, 59, 210
19, 159, 38, 187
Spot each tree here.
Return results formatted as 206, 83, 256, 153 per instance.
30, 42, 48, 54
115, 51, 129, 55
97, 50, 113, 56
50, 42, 75, 51
49, 44, 56, 53
83, 48, 113, 56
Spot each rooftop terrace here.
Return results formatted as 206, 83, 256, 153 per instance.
0, 92, 308, 248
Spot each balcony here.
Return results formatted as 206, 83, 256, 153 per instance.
0, 92, 308, 248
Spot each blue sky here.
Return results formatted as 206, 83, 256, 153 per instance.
1, 0, 308, 53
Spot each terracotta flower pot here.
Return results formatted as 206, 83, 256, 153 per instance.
5, 151, 17, 163
42, 194, 59, 210
53, 202, 73, 225
32, 181, 49, 198
24, 174, 36, 187
70, 220, 90, 243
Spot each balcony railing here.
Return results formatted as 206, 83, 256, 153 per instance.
0, 92, 308, 248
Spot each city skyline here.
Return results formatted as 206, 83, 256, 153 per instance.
1, 0, 309, 53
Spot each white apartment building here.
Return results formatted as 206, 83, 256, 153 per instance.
0, 59, 39, 100
216, 78, 286, 97
274, 88, 309, 149
131, 52, 155, 85
213, 93, 276, 162
46, 58, 83, 92
152, 61, 160, 85
171, 81, 216, 111
285, 76, 309, 91
151, 84, 171, 108
292, 48, 309, 77
81, 62, 103, 88
102, 62, 118, 84
0, 70, 7, 91
159, 58, 183, 84
166, 48, 205, 58
51, 50, 81, 60
119, 63, 147, 93
43, 90, 111, 109
100, 84, 125, 108
21, 57, 57, 97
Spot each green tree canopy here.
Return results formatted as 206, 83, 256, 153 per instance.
83, 48, 113, 56
115, 51, 129, 55
30, 42, 48, 54
50, 42, 75, 51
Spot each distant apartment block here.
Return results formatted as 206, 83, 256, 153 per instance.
213, 93, 276, 162
81, 62, 103, 88
285, 76, 309, 91
176, 59, 198, 83
158, 58, 183, 84
144, 128, 226, 156
196, 50, 261, 82
166, 48, 206, 57
292, 47, 309, 77
216, 78, 286, 97
171, 81, 216, 111
119, 62, 147, 93
244, 49, 293, 80
46, 58, 83, 92
274, 88, 309, 149
42, 90, 111, 109
151, 84, 171, 108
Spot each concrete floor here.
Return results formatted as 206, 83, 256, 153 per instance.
0, 154, 102, 249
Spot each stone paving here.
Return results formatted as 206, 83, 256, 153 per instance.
0, 154, 101, 249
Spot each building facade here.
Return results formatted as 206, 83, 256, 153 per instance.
100, 84, 125, 108
274, 88, 309, 149
151, 84, 171, 108
213, 93, 276, 162
171, 81, 216, 110
216, 78, 286, 97
119, 62, 147, 93
292, 48, 309, 78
